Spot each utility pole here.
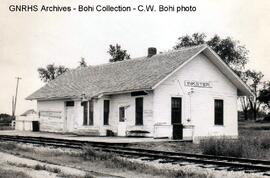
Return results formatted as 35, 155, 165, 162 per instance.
12, 77, 22, 120
12, 96, 14, 117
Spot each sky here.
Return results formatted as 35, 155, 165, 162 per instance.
0, 0, 270, 115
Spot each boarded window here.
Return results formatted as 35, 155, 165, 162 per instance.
135, 97, 143, 125
81, 102, 88, 125
89, 100, 94, 125
104, 100, 110, 125
119, 107, 125, 122
214, 99, 224, 125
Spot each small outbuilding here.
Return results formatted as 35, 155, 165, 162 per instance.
26, 45, 253, 141
15, 109, 38, 131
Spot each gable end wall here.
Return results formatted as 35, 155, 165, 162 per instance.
153, 53, 238, 139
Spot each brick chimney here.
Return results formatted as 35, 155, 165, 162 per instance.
147, 47, 157, 57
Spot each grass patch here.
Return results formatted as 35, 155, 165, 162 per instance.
34, 164, 61, 173
0, 142, 18, 151
0, 142, 79, 158
82, 146, 211, 178
200, 137, 243, 157
0, 168, 30, 178
7, 161, 94, 178
7, 161, 61, 174
82, 146, 114, 161
129, 141, 201, 154
57, 172, 95, 178
199, 136, 270, 159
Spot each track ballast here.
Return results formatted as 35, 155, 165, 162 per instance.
0, 135, 270, 175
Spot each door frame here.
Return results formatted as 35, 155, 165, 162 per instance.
118, 106, 126, 136
171, 97, 183, 139
64, 101, 75, 132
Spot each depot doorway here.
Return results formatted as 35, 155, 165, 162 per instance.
171, 97, 183, 139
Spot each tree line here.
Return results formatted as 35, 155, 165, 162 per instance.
37, 33, 270, 120
37, 44, 130, 82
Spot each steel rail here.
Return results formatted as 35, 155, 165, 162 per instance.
97, 148, 270, 171
0, 135, 270, 171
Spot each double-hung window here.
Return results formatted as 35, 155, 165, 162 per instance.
89, 100, 94, 125
135, 97, 143, 125
82, 100, 94, 126
104, 100, 110, 125
214, 99, 224, 125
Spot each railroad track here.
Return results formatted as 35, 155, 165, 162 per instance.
0, 135, 270, 174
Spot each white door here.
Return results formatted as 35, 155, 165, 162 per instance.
118, 107, 126, 136
118, 122, 126, 136
66, 107, 74, 132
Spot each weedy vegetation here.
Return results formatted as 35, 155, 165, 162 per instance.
0, 142, 212, 178
200, 121, 270, 159
7, 161, 61, 174
0, 121, 268, 177
56, 173, 95, 178
0, 168, 30, 178
82, 146, 212, 178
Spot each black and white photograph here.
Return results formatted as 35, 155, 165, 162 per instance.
0, 0, 270, 177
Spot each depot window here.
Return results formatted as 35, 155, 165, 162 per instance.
135, 97, 143, 125
104, 100, 110, 125
89, 100, 94, 125
82, 100, 94, 126
214, 99, 224, 125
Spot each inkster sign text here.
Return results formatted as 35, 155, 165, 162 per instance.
184, 80, 212, 88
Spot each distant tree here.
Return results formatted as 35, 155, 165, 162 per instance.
174, 33, 206, 48
0, 113, 11, 119
79, 57, 87, 67
38, 63, 69, 82
258, 81, 270, 110
240, 70, 264, 120
239, 96, 250, 121
174, 33, 249, 74
174, 33, 258, 119
108, 44, 130, 62
0, 113, 12, 123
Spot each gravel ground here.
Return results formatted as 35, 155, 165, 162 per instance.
127, 157, 270, 178
0, 143, 165, 178
1, 142, 269, 178
0, 151, 88, 178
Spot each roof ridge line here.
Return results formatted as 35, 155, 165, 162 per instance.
82, 44, 208, 68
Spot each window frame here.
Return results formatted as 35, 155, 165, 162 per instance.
89, 100, 94, 126
103, 100, 110, 125
214, 99, 224, 126
171, 97, 182, 124
119, 107, 125, 122
81, 101, 88, 126
135, 97, 144, 125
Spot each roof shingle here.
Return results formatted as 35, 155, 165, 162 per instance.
26, 45, 206, 100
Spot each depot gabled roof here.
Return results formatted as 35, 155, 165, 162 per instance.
26, 44, 253, 101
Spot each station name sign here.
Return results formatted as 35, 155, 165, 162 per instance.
184, 80, 212, 88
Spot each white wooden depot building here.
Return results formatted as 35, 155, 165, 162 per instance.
26, 45, 253, 140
